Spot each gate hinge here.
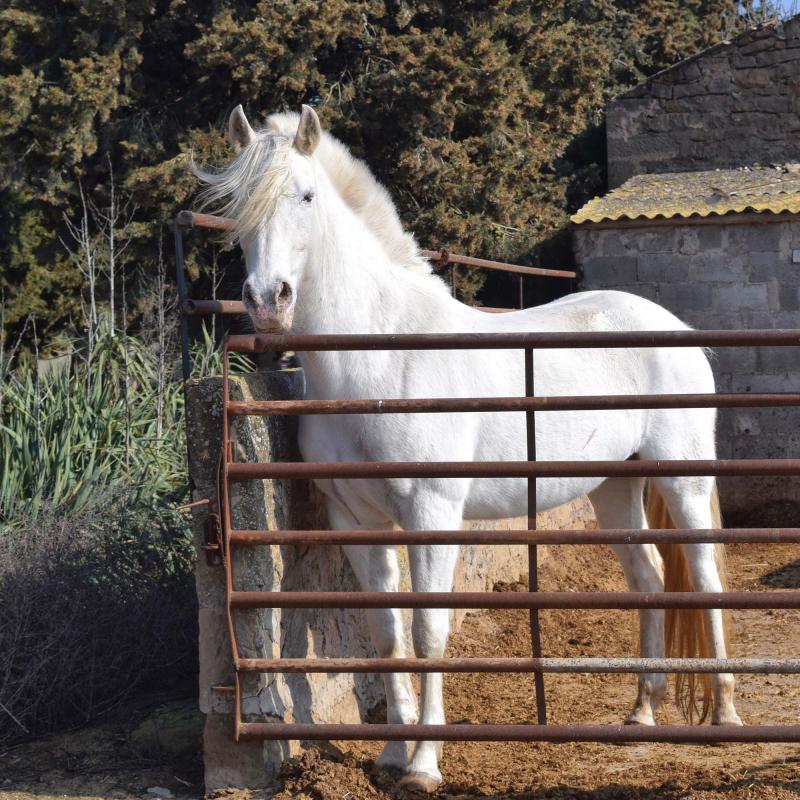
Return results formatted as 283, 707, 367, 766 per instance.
178, 497, 226, 567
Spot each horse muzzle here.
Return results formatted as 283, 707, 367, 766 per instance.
243, 280, 295, 333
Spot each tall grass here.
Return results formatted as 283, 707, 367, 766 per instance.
0, 318, 256, 740
1, 329, 179, 522
0, 322, 238, 525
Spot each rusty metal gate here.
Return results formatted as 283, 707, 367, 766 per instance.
176, 210, 800, 748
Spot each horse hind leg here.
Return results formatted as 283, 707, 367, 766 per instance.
650, 476, 743, 726
588, 477, 667, 725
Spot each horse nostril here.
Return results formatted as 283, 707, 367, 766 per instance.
277, 282, 292, 304
243, 283, 259, 308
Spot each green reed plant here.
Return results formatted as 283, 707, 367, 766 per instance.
0, 321, 240, 524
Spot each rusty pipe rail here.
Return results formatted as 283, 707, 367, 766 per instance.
175, 210, 576, 278
227, 392, 800, 416
228, 329, 800, 353
228, 527, 800, 546
229, 590, 800, 610
420, 248, 576, 278
226, 458, 800, 481
237, 723, 800, 744
183, 297, 517, 317
236, 656, 800, 674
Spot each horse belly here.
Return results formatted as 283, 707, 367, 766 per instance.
463, 406, 645, 520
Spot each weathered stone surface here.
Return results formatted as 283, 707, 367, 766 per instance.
606, 21, 800, 187
576, 219, 800, 515
187, 371, 595, 791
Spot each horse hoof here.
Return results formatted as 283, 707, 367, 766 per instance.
612, 713, 655, 746
373, 762, 404, 781
712, 712, 744, 726
397, 770, 442, 794
624, 712, 656, 727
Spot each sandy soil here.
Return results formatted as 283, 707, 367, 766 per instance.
1, 541, 799, 800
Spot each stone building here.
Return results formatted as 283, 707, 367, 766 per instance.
574, 19, 800, 517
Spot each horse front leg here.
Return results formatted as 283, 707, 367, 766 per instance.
400, 543, 460, 792
325, 498, 418, 774
397, 499, 463, 793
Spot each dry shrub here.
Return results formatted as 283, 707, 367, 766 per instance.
0, 494, 197, 745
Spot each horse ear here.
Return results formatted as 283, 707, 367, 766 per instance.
228, 104, 256, 152
294, 105, 321, 155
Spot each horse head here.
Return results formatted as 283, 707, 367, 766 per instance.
195, 105, 323, 333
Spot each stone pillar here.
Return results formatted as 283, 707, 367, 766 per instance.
186, 370, 593, 791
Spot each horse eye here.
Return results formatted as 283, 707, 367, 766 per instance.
302, 191, 314, 203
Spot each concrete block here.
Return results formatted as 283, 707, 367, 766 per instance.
733, 372, 800, 392
688, 253, 746, 282
735, 310, 778, 330
729, 224, 784, 253
628, 228, 679, 253
636, 253, 690, 282
580, 256, 638, 284
657, 282, 712, 312
572, 229, 596, 264
603, 283, 657, 302
712, 347, 758, 376
672, 80, 705, 98
773, 310, 800, 328
593, 231, 634, 258
712, 283, 769, 313
757, 347, 800, 373
748, 251, 800, 283
677, 228, 700, 255
697, 227, 724, 250
686, 310, 737, 330
650, 82, 672, 99
203, 714, 278, 790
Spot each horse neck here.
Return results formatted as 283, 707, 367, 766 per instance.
291, 183, 457, 394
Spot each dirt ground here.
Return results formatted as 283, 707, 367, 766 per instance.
2, 540, 799, 800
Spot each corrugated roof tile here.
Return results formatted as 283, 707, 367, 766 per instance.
571, 166, 800, 224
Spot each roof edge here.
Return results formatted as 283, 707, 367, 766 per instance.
612, 17, 789, 102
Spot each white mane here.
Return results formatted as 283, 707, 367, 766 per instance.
266, 112, 431, 276
193, 110, 431, 273
192, 132, 293, 243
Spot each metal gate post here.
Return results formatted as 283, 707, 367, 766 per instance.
525, 346, 546, 723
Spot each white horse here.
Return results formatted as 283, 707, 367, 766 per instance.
195, 105, 742, 792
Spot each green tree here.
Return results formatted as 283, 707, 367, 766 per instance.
1, 0, 736, 343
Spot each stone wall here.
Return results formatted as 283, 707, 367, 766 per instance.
575, 218, 800, 516
607, 19, 800, 188
186, 370, 595, 791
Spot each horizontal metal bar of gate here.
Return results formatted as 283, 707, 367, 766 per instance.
227, 329, 800, 353
228, 527, 800, 546
226, 392, 800, 416
184, 299, 244, 315
185, 299, 517, 317
236, 656, 800, 674
237, 722, 800, 744
419, 248, 577, 278
175, 210, 577, 279
229, 590, 800, 610
227, 458, 800, 481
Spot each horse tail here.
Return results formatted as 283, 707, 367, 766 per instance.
646, 481, 729, 723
